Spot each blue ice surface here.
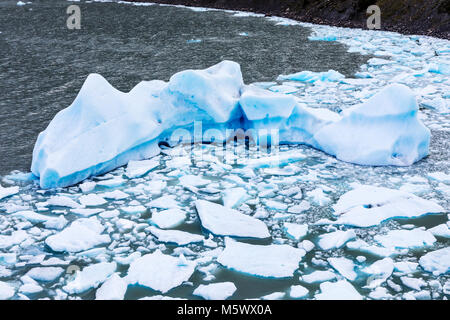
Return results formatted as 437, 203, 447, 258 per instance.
31, 61, 431, 188
429, 63, 450, 76
277, 70, 345, 83
308, 35, 338, 41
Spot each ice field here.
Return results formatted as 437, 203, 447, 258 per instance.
0, 1, 449, 300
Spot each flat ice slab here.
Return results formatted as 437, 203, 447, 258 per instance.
315, 280, 362, 300
419, 247, 450, 276
193, 282, 237, 300
329, 185, 444, 227
64, 262, 117, 295
45, 217, 110, 252
195, 200, 270, 239
126, 250, 196, 293
217, 238, 305, 278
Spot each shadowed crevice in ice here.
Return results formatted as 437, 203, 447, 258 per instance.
31, 61, 431, 188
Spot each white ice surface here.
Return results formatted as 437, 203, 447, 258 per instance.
195, 200, 270, 239
217, 238, 305, 278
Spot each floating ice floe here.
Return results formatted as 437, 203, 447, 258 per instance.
327, 257, 357, 281
126, 250, 196, 293
374, 228, 436, 250
315, 280, 362, 300
195, 200, 270, 239
221, 187, 249, 208
125, 158, 159, 179
217, 238, 305, 278
64, 262, 117, 294
26, 267, 64, 282
45, 217, 110, 252
12, 210, 68, 230
0, 185, 19, 200
148, 226, 204, 246
149, 208, 186, 229
95, 273, 128, 300
428, 224, 450, 239
31, 61, 431, 188
317, 230, 356, 250
289, 285, 309, 299
283, 223, 308, 241
301, 270, 336, 284
326, 185, 444, 227
193, 282, 237, 300
277, 70, 345, 83
419, 248, 450, 276
361, 258, 394, 289
0, 281, 15, 300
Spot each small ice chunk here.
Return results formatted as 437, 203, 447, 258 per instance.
126, 159, 159, 179
317, 230, 356, 250
150, 208, 186, 229
315, 280, 362, 300
222, 187, 249, 208
64, 262, 117, 294
126, 250, 196, 293
193, 282, 237, 300
45, 218, 110, 252
195, 200, 270, 239
264, 200, 288, 211
122, 205, 147, 215
101, 190, 129, 200
301, 270, 336, 284
148, 226, 204, 246
419, 247, 450, 276
289, 285, 309, 299
79, 194, 107, 207
12, 211, 68, 230
148, 195, 179, 209
79, 181, 96, 193
374, 228, 436, 250
307, 188, 331, 206
96, 177, 125, 188
428, 224, 450, 238
327, 257, 357, 281
283, 223, 308, 241
95, 274, 128, 300
217, 238, 305, 278
47, 195, 81, 209
261, 292, 285, 300
331, 186, 443, 227
0, 185, 19, 200
70, 208, 104, 217
26, 267, 64, 282
0, 281, 15, 299
400, 276, 426, 291
427, 172, 450, 183
179, 175, 209, 187
288, 201, 310, 214
394, 261, 418, 274
361, 258, 394, 288
0, 230, 28, 249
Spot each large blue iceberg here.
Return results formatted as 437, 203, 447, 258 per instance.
31, 61, 430, 188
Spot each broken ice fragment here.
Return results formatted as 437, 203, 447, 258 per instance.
195, 200, 270, 239
217, 238, 305, 278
